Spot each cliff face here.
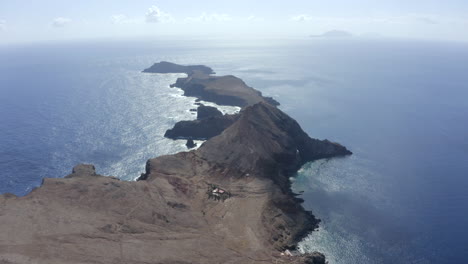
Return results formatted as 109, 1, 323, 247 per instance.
0, 62, 351, 264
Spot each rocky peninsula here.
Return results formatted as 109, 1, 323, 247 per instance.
144, 61, 279, 107
0, 62, 351, 264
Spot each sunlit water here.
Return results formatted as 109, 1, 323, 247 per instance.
0, 38, 467, 263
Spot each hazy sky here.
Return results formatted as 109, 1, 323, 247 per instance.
1, 0, 468, 43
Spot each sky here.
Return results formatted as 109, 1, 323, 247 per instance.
1, 0, 468, 44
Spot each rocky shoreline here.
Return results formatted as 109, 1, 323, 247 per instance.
0, 62, 351, 264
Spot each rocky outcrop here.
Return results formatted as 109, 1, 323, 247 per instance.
185, 138, 197, 149
66, 164, 97, 177
165, 113, 239, 140
164, 104, 232, 140
165, 105, 231, 140
197, 104, 223, 120
301, 252, 327, 264
143, 61, 214, 75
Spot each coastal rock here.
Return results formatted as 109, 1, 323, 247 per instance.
197, 104, 223, 120
164, 104, 229, 141
281, 252, 325, 264
304, 252, 327, 264
164, 113, 239, 140
66, 164, 97, 178
185, 138, 197, 149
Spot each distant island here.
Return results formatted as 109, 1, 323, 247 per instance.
310, 30, 353, 38
142, 61, 215, 75
0, 62, 351, 264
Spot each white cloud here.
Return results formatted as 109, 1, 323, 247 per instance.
185, 13, 232, 22
52, 17, 72, 27
291, 14, 313, 22
145, 5, 174, 23
0, 20, 6, 31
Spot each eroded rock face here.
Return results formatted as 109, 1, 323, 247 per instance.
197, 104, 223, 120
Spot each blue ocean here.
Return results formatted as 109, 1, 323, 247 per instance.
0, 38, 467, 263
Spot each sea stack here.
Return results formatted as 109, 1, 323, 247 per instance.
185, 138, 197, 149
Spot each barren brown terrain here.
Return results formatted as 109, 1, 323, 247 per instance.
0, 63, 351, 264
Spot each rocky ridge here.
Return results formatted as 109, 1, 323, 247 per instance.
0, 62, 352, 264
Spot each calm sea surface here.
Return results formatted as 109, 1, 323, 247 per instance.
0, 38, 467, 263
